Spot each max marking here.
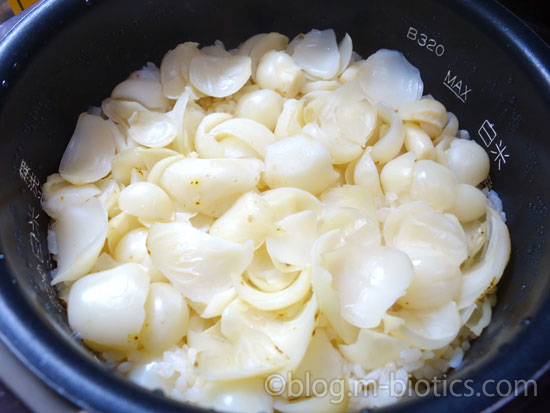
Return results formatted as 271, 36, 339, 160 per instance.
443, 70, 471, 103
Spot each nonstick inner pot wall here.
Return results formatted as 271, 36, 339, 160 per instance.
0, 1, 548, 412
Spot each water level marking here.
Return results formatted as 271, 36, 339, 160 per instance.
443, 70, 471, 103
478, 119, 497, 147
19, 159, 42, 199
490, 140, 510, 171
27, 205, 44, 264
477, 120, 509, 171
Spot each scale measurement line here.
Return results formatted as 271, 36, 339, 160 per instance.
442, 81, 466, 103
